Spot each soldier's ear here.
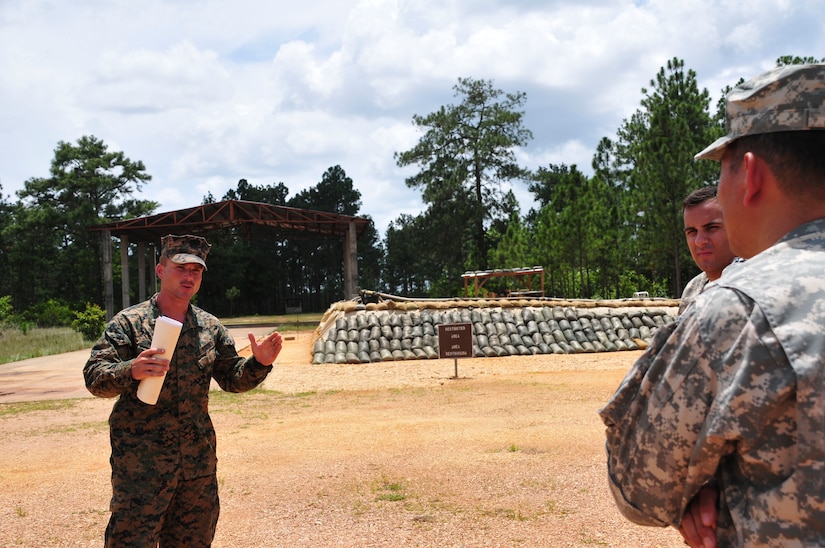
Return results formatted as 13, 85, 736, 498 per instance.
742, 152, 766, 207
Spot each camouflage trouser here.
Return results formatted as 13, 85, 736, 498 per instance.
105, 471, 219, 547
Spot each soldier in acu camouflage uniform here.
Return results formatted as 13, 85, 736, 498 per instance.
84, 234, 283, 547
677, 186, 737, 317
599, 63, 825, 547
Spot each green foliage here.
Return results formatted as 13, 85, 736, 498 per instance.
374, 477, 407, 502
71, 302, 106, 341
488, 210, 532, 271
225, 286, 241, 316
194, 166, 382, 314
4, 56, 821, 311
7, 135, 158, 312
530, 164, 619, 298
611, 57, 721, 296
0, 295, 13, 323
776, 55, 825, 66
383, 214, 429, 296
0, 326, 88, 365
0, 399, 78, 417
21, 299, 75, 327
622, 272, 670, 299
395, 77, 533, 276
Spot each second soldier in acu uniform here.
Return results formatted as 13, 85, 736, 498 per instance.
600, 64, 825, 547
84, 234, 283, 547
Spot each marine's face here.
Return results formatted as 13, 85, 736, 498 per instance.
157, 260, 204, 301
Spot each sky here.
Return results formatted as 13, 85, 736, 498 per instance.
1, 0, 823, 237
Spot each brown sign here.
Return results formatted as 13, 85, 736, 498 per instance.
437, 322, 474, 359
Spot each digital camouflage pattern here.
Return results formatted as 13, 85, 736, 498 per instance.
676, 271, 709, 316
677, 259, 746, 316
84, 294, 272, 546
600, 218, 825, 547
696, 63, 825, 160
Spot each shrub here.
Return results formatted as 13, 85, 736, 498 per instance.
0, 295, 13, 323
22, 299, 75, 327
72, 303, 107, 341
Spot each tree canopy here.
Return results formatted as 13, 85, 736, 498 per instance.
5, 135, 157, 309
395, 77, 532, 287
3, 55, 818, 326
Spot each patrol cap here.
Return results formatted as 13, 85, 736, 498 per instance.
695, 63, 825, 161
160, 234, 210, 270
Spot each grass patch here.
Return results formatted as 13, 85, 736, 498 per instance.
479, 507, 532, 521
374, 477, 407, 502
545, 499, 576, 517
41, 421, 108, 436
0, 313, 323, 366
0, 399, 79, 417
579, 532, 609, 545
222, 313, 323, 332
209, 388, 322, 424
210, 386, 269, 403
210, 387, 317, 407
0, 326, 90, 365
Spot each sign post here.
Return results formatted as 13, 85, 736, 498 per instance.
437, 322, 474, 379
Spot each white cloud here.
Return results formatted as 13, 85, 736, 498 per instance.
2, 0, 825, 234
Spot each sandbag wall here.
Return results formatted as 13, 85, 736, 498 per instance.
312, 305, 676, 365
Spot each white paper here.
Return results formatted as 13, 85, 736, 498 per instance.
136, 316, 183, 405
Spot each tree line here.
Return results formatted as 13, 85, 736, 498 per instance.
0, 55, 820, 327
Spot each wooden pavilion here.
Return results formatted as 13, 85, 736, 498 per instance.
88, 199, 371, 319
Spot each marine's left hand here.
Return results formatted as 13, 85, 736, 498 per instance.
248, 331, 283, 366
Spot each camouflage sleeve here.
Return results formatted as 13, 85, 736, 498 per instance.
598, 288, 750, 527
83, 316, 142, 398
208, 320, 271, 393
677, 272, 708, 316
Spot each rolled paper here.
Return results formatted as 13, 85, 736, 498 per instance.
136, 316, 183, 405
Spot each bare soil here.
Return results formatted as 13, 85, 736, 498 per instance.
0, 330, 684, 547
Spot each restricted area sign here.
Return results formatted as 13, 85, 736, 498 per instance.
437, 322, 474, 378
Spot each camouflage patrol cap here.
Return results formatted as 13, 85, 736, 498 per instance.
695, 63, 825, 161
160, 234, 210, 270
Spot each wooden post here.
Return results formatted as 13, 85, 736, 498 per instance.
343, 221, 359, 299
120, 236, 130, 310
137, 241, 146, 302
151, 243, 158, 294
102, 229, 114, 320
437, 322, 473, 379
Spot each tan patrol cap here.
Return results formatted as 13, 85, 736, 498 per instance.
695, 63, 825, 161
160, 234, 210, 270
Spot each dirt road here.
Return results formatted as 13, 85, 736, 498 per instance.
0, 329, 684, 547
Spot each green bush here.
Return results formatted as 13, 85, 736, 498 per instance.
72, 303, 106, 341
0, 295, 13, 323
22, 299, 75, 327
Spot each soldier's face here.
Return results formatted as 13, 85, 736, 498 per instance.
158, 261, 204, 301
683, 199, 734, 281
717, 149, 751, 258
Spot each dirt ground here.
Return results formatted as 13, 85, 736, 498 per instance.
0, 329, 685, 547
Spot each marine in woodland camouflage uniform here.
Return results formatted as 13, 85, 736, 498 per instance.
600, 63, 825, 547
84, 234, 282, 547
